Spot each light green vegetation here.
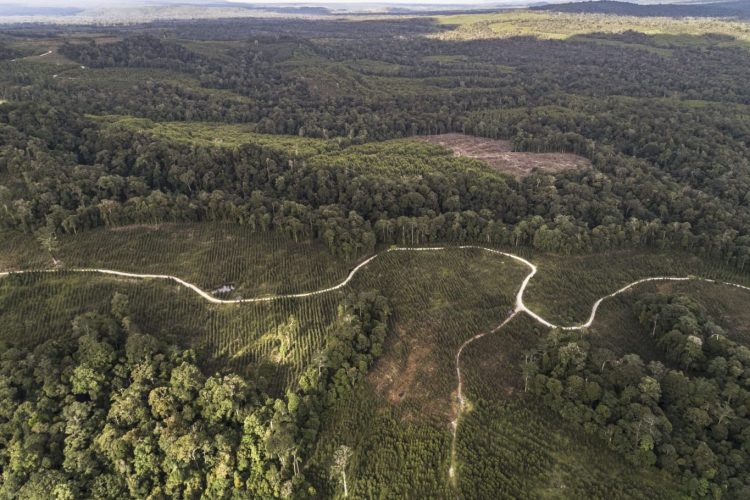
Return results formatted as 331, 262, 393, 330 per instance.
455, 398, 684, 498
309, 383, 453, 498
307, 138, 501, 178
588, 279, 750, 364
468, 97, 750, 140
524, 250, 750, 325
96, 116, 337, 154
0, 271, 340, 395
175, 39, 247, 61
0, 232, 527, 405
0, 231, 50, 270
285, 59, 449, 100
455, 314, 684, 497
1, 225, 354, 297
434, 10, 750, 45
4, 225, 745, 496
568, 34, 675, 55
100, 116, 513, 179
346, 58, 407, 76
353, 248, 528, 423
311, 313, 683, 497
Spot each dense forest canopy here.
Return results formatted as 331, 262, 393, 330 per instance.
2, 17, 750, 265
2, 7, 750, 498
529, 292, 750, 497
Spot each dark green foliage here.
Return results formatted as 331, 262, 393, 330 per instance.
0, 301, 254, 498
3, 13, 750, 498
308, 383, 452, 498
0, 289, 390, 497
456, 398, 683, 499
529, 294, 750, 497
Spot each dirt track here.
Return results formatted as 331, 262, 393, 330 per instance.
4, 246, 750, 485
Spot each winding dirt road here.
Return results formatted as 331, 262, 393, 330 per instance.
3, 244, 750, 485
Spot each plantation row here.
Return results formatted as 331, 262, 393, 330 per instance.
0, 225, 354, 297
0, 244, 527, 401
455, 399, 683, 498
525, 250, 750, 325
308, 384, 454, 498
349, 248, 528, 424
0, 272, 340, 396
5, 230, 750, 496
58, 225, 355, 297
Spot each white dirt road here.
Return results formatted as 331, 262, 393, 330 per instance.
3, 245, 750, 485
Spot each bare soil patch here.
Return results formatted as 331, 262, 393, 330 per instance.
367, 323, 451, 424
418, 133, 591, 177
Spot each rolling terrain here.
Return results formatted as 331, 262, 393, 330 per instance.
2, 5, 750, 498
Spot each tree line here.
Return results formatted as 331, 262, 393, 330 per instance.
0, 289, 390, 497
525, 293, 750, 497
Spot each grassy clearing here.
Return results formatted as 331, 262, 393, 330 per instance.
1, 225, 354, 297
434, 10, 750, 44
353, 248, 529, 425
0, 234, 530, 404
589, 279, 750, 359
96, 116, 336, 154
524, 249, 750, 326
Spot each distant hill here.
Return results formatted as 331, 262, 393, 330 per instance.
532, 1, 750, 18
0, 5, 83, 16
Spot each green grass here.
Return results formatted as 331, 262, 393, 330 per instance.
434, 10, 750, 45
1, 225, 355, 298
96, 116, 337, 155
589, 279, 750, 359
353, 248, 528, 424
524, 249, 750, 326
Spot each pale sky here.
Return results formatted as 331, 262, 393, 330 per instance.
2, 0, 514, 6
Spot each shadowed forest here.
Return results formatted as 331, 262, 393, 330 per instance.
2, 4, 750, 498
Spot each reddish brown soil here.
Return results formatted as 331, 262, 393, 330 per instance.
417, 133, 591, 177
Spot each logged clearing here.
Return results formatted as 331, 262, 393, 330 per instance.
417, 133, 591, 177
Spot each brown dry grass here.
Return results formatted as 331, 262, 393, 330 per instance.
417, 133, 591, 177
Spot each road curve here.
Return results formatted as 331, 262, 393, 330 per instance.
2, 245, 749, 321
4, 245, 750, 487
